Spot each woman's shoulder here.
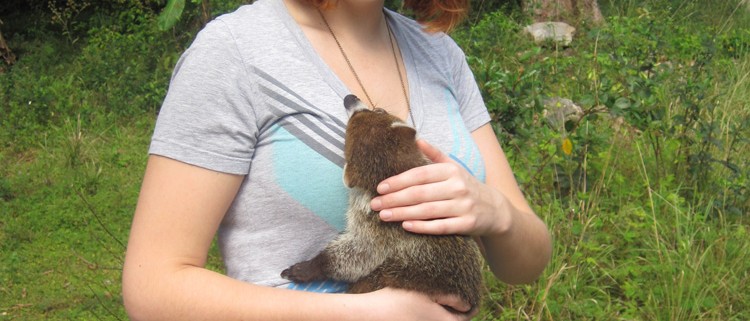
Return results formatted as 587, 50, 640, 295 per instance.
209, 0, 279, 30
387, 9, 449, 43
188, 0, 291, 56
389, 10, 464, 50
387, 9, 467, 68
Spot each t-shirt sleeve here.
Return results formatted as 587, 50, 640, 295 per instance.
445, 37, 491, 132
149, 19, 258, 175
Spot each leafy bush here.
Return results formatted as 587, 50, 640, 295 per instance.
0, 1, 186, 148
454, 2, 750, 216
80, 11, 176, 116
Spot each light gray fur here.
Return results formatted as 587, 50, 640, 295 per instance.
322, 187, 390, 281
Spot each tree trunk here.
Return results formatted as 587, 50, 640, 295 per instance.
0, 19, 17, 72
525, 0, 604, 25
200, 0, 211, 26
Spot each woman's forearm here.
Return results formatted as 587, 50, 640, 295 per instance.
479, 191, 552, 285
123, 262, 362, 321
467, 125, 552, 284
122, 261, 474, 321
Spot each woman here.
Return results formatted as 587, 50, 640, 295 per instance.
122, 0, 552, 319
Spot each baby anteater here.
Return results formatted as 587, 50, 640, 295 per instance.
281, 95, 484, 312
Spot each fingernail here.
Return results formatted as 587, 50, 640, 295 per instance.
377, 183, 390, 194
402, 221, 413, 230
380, 210, 392, 220
371, 198, 381, 210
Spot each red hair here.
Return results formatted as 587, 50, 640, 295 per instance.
304, 0, 469, 33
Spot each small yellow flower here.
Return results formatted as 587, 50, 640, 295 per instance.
562, 138, 573, 155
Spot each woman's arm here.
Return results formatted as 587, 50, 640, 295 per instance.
122, 155, 475, 320
370, 124, 552, 285
468, 124, 552, 284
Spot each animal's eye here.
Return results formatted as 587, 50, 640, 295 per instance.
373, 108, 387, 114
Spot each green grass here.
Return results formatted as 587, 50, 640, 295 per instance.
1, 113, 148, 319
1, 0, 749, 319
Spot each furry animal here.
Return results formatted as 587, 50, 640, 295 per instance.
281, 95, 484, 312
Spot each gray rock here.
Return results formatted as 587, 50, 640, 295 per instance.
542, 97, 583, 130
523, 22, 576, 46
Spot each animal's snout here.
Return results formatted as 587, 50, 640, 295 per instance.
343, 94, 370, 117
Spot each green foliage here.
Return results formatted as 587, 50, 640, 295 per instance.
47, 0, 95, 44
453, 0, 750, 216
157, 0, 186, 30
156, 0, 250, 31
80, 15, 174, 116
453, 10, 540, 138
0, 3, 188, 149
586, 8, 749, 215
455, 2, 750, 319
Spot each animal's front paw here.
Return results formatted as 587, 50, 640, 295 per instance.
281, 257, 326, 283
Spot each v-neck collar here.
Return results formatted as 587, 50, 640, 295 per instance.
272, 0, 423, 130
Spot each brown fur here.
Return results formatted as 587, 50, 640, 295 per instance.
281, 95, 484, 312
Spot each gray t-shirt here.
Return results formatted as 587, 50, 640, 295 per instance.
150, 0, 491, 292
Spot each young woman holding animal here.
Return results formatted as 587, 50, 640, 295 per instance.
122, 0, 552, 320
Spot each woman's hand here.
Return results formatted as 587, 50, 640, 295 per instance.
370, 139, 510, 237
359, 288, 477, 321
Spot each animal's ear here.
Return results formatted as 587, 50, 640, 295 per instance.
391, 122, 417, 140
